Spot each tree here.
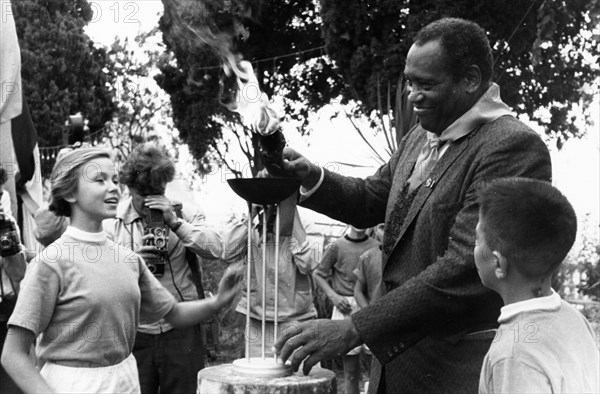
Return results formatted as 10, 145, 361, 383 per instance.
552, 217, 600, 324
103, 32, 174, 162
157, 0, 599, 171
101, 31, 209, 191
320, 0, 600, 147
12, 0, 116, 148
156, 0, 343, 175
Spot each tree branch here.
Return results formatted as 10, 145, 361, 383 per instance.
210, 141, 242, 178
387, 82, 397, 151
341, 106, 386, 165
230, 123, 255, 172
376, 75, 394, 155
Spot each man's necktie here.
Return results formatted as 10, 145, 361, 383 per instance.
406, 136, 443, 192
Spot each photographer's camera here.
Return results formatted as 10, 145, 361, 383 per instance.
143, 208, 169, 277
0, 213, 20, 257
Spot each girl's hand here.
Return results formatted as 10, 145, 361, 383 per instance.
215, 263, 244, 310
331, 293, 352, 315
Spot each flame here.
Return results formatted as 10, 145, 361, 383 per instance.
223, 61, 281, 136
162, 0, 281, 136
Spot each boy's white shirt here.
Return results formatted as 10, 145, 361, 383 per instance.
480, 288, 600, 394
497, 289, 560, 323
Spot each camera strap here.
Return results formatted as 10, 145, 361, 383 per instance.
0, 267, 17, 321
0, 265, 16, 301
171, 206, 205, 301
0, 268, 5, 299
185, 249, 205, 300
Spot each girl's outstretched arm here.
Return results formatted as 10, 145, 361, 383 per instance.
1, 326, 55, 394
354, 277, 369, 309
165, 264, 244, 327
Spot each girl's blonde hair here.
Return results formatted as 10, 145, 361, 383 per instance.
49, 148, 112, 217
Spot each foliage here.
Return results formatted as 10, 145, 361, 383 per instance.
12, 0, 116, 147
580, 253, 600, 301
156, 0, 343, 174
553, 217, 600, 308
102, 31, 175, 162
553, 231, 600, 327
571, 231, 600, 300
320, 0, 600, 148
157, 0, 599, 170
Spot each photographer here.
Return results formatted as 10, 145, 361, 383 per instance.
104, 143, 222, 394
0, 167, 27, 394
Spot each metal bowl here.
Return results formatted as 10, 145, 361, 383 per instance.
227, 177, 301, 205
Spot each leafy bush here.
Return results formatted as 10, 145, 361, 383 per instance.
552, 219, 600, 344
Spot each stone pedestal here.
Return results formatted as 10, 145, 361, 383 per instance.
198, 363, 337, 394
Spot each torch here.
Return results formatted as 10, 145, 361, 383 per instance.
256, 110, 286, 176
222, 61, 289, 175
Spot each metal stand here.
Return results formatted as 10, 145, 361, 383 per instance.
227, 177, 300, 378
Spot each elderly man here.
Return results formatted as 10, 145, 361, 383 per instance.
273, 18, 551, 393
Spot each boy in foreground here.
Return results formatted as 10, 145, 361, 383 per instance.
475, 177, 599, 393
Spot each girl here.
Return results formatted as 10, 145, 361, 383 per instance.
1, 148, 242, 393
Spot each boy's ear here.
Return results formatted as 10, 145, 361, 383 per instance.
63, 193, 77, 204
492, 251, 508, 280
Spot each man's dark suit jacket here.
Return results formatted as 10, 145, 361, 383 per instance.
302, 115, 552, 393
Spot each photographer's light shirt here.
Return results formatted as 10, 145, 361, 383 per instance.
104, 197, 222, 334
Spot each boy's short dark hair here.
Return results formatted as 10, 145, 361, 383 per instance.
478, 177, 577, 279
119, 142, 175, 196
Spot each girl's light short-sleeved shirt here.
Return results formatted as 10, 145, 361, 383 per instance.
9, 226, 176, 367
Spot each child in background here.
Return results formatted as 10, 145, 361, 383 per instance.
353, 223, 384, 394
313, 225, 379, 394
354, 223, 385, 309
1, 148, 242, 394
221, 192, 319, 358
475, 177, 599, 393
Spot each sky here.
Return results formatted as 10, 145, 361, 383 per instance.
84, 0, 600, 240
85, 1, 163, 46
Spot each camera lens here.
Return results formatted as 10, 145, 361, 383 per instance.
155, 238, 166, 248
154, 228, 164, 237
